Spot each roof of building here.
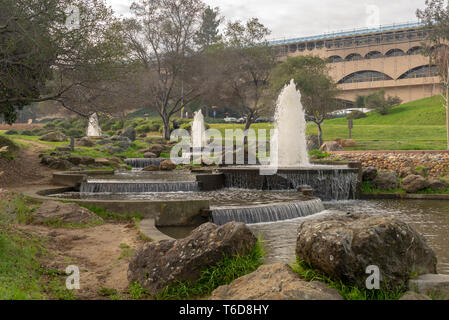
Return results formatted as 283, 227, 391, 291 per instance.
269, 22, 423, 46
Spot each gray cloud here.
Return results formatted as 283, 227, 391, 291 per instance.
106, 0, 427, 39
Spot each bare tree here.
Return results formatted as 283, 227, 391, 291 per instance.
124, 0, 207, 140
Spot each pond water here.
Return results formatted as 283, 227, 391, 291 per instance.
248, 199, 449, 274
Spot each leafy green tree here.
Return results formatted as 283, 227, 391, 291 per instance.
0, 0, 128, 123
417, 0, 449, 149
195, 6, 222, 51
271, 55, 340, 146
357, 89, 401, 115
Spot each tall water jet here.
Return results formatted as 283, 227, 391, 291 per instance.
87, 113, 101, 137
191, 110, 206, 152
270, 79, 310, 167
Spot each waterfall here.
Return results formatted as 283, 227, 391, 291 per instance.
270, 79, 310, 167
125, 158, 165, 168
192, 110, 206, 152
87, 113, 101, 137
211, 198, 324, 225
80, 181, 199, 193
222, 168, 358, 201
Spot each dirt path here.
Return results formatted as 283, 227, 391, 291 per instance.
0, 138, 54, 189
19, 222, 145, 300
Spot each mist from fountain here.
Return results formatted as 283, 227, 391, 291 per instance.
87, 113, 101, 137
270, 79, 310, 167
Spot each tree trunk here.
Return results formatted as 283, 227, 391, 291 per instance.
316, 122, 323, 147
243, 115, 253, 146
162, 115, 171, 141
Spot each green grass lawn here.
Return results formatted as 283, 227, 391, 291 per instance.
209, 95, 448, 150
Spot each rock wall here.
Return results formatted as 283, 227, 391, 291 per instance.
330, 151, 449, 178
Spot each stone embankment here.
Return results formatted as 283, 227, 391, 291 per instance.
330, 151, 449, 178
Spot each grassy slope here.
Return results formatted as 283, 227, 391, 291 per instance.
208, 96, 447, 150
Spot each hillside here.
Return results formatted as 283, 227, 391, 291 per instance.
327, 95, 446, 126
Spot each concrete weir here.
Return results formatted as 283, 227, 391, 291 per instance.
218, 165, 361, 201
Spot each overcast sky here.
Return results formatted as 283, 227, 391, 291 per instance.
106, 0, 427, 39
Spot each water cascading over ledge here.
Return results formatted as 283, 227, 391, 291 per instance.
125, 158, 166, 168
80, 181, 199, 193
211, 198, 324, 225
220, 167, 359, 201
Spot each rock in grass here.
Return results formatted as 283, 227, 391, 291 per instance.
372, 171, 399, 190
39, 131, 67, 142
127, 222, 257, 296
32, 201, 103, 225
210, 263, 342, 300
362, 166, 377, 181
399, 291, 431, 300
427, 178, 448, 192
295, 212, 437, 290
401, 174, 428, 193
159, 159, 176, 171
408, 274, 449, 299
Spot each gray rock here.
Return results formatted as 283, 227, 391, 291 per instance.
210, 263, 343, 300
128, 222, 257, 296
148, 144, 165, 157
319, 141, 344, 152
32, 201, 103, 225
306, 135, 320, 151
362, 166, 377, 181
143, 152, 157, 159
399, 291, 431, 300
76, 137, 95, 147
160, 159, 176, 171
295, 212, 437, 290
121, 127, 136, 141
39, 131, 67, 142
372, 171, 399, 190
401, 175, 428, 193
427, 179, 448, 192
48, 159, 73, 170
96, 139, 112, 145
408, 274, 449, 299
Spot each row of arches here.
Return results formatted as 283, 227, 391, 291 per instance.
329, 46, 423, 63
337, 65, 438, 84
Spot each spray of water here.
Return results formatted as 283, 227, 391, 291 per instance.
270, 79, 310, 167
192, 110, 206, 151
86, 113, 101, 137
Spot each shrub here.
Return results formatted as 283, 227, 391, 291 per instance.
21, 130, 33, 136
65, 128, 84, 138
4, 130, 18, 135
111, 120, 124, 131
135, 124, 151, 134
347, 110, 366, 120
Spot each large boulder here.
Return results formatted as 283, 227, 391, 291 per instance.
76, 137, 95, 147
39, 131, 67, 142
159, 159, 176, 171
401, 175, 428, 193
148, 144, 165, 157
295, 212, 437, 290
143, 152, 157, 159
427, 178, 448, 192
319, 141, 344, 152
48, 159, 73, 170
306, 135, 320, 151
32, 201, 103, 225
128, 222, 257, 296
121, 127, 136, 141
143, 164, 159, 171
372, 171, 399, 190
335, 138, 357, 147
408, 274, 449, 299
362, 166, 377, 182
210, 263, 342, 300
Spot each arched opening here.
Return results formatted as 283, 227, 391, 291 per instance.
385, 49, 405, 57
345, 53, 363, 61
338, 70, 393, 84
316, 41, 324, 49
307, 42, 315, 51
365, 51, 383, 59
298, 43, 306, 51
289, 44, 297, 53
328, 55, 344, 63
407, 46, 422, 55
398, 65, 438, 79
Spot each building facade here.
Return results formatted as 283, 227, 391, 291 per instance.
271, 23, 441, 104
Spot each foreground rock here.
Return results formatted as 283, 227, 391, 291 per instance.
32, 201, 103, 225
399, 291, 431, 300
295, 212, 437, 290
159, 159, 176, 170
210, 263, 342, 300
408, 274, 449, 299
372, 171, 399, 190
39, 131, 67, 142
401, 174, 428, 193
427, 178, 448, 191
128, 222, 257, 296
